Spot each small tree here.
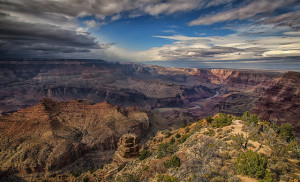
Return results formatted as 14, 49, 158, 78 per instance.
241, 111, 250, 121
205, 115, 213, 123
236, 150, 267, 179
163, 155, 181, 168
175, 133, 181, 138
278, 123, 294, 142
138, 149, 152, 161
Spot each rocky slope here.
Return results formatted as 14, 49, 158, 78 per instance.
0, 98, 151, 177
41, 114, 299, 182
0, 97, 194, 180
253, 71, 300, 134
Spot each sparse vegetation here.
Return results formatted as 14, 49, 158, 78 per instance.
178, 133, 192, 144
157, 174, 178, 182
157, 142, 177, 159
70, 170, 82, 177
165, 131, 172, 138
138, 150, 152, 161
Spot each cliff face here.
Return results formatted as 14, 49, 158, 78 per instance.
253, 72, 300, 133
0, 98, 150, 175
0, 60, 281, 118
209, 69, 280, 89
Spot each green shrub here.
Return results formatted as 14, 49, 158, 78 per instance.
165, 131, 172, 138
175, 133, 181, 138
157, 174, 178, 182
138, 149, 152, 161
178, 134, 192, 144
205, 115, 213, 123
163, 155, 181, 169
118, 162, 127, 171
212, 113, 233, 128
241, 111, 260, 125
241, 111, 250, 121
259, 171, 276, 182
191, 122, 202, 134
180, 124, 186, 128
170, 137, 175, 144
236, 150, 268, 179
157, 142, 177, 158
249, 114, 260, 125
185, 127, 190, 133
89, 168, 97, 173
278, 123, 294, 142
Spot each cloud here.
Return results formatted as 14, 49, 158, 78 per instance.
84, 20, 98, 28
0, 1, 113, 57
132, 33, 300, 62
261, 11, 300, 28
283, 31, 300, 36
188, 0, 297, 26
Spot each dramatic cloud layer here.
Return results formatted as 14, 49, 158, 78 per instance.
188, 0, 297, 25
0, 0, 299, 70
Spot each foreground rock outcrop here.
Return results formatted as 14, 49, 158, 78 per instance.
113, 134, 140, 165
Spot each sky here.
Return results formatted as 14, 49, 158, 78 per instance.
0, 0, 300, 70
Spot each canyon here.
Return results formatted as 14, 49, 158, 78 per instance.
0, 59, 299, 181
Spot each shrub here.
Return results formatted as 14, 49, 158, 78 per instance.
185, 136, 222, 181
241, 111, 250, 121
165, 131, 172, 138
241, 111, 260, 125
89, 168, 97, 173
288, 141, 300, 159
175, 133, 181, 138
236, 150, 267, 179
205, 116, 213, 123
249, 114, 260, 125
170, 137, 175, 144
278, 123, 294, 142
138, 149, 152, 161
180, 124, 186, 128
212, 113, 233, 128
163, 155, 181, 169
259, 171, 276, 182
118, 162, 127, 171
157, 142, 177, 158
232, 134, 248, 151
178, 134, 192, 144
70, 170, 82, 177
185, 127, 190, 133
83, 177, 89, 182
157, 174, 178, 182
121, 173, 141, 182
191, 122, 202, 134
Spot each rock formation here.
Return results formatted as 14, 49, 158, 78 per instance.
113, 134, 140, 163
103, 134, 140, 180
